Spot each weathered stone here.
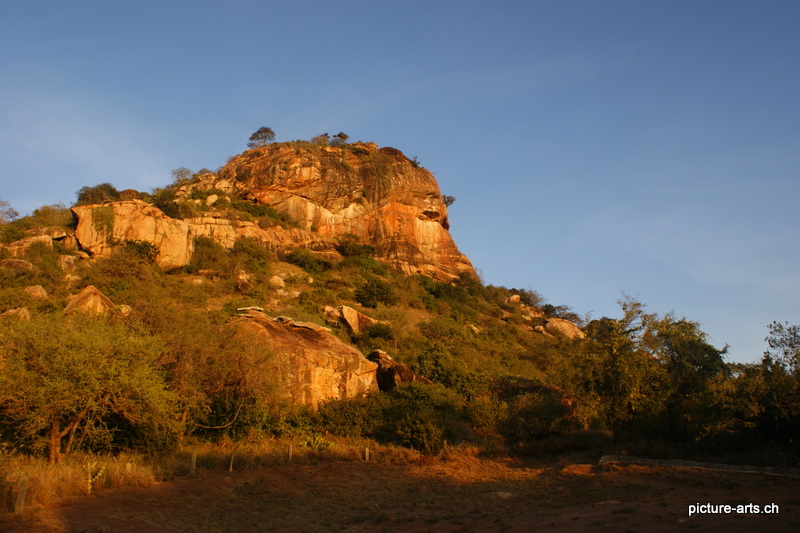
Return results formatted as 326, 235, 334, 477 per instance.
0, 258, 37, 272
24, 285, 48, 300
235, 278, 252, 294
188, 143, 475, 280
367, 350, 432, 391
3, 235, 53, 257
72, 200, 192, 270
506, 294, 521, 304
57, 255, 77, 272
64, 285, 116, 316
339, 306, 380, 334
67, 143, 476, 280
323, 305, 383, 334
228, 315, 378, 408
1, 307, 30, 320
544, 318, 585, 340
58, 234, 79, 250
268, 275, 285, 288
64, 274, 81, 288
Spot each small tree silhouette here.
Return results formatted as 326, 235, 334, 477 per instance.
248, 127, 276, 148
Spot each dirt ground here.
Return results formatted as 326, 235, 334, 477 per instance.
2, 452, 799, 533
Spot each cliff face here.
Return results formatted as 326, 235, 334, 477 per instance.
72, 200, 338, 270
72, 142, 475, 280
193, 142, 474, 279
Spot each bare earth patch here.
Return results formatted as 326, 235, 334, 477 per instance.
3, 452, 799, 532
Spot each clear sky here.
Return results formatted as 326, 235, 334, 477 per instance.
1, 1, 797, 363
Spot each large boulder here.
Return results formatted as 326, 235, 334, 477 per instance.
0, 258, 37, 272
24, 285, 48, 301
323, 305, 383, 334
64, 285, 116, 316
1, 307, 31, 320
72, 200, 192, 270
544, 318, 585, 340
228, 315, 378, 408
2, 235, 53, 257
367, 349, 432, 392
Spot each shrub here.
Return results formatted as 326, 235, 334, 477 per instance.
285, 249, 333, 274
232, 237, 273, 273
229, 200, 297, 228
354, 278, 397, 308
188, 236, 231, 274
75, 183, 121, 206
121, 240, 160, 264
335, 233, 375, 258
500, 388, 581, 451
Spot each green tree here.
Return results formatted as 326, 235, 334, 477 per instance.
170, 167, 194, 186
0, 315, 178, 463
765, 321, 800, 377
310, 133, 331, 145
330, 132, 349, 146
75, 183, 121, 206
248, 126, 276, 148
0, 198, 19, 223
354, 277, 397, 308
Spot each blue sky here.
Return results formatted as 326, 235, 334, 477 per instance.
1, 1, 797, 363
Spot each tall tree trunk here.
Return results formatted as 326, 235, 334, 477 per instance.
49, 418, 62, 465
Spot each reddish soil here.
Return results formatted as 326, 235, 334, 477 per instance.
2, 453, 799, 532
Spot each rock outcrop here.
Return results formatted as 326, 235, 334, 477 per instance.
210, 143, 474, 279
367, 349, 432, 391
72, 201, 193, 270
0, 259, 37, 272
1, 307, 31, 320
71, 200, 338, 271
228, 314, 378, 408
323, 305, 383, 334
70, 143, 474, 280
2, 235, 53, 257
64, 285, 117, 316
543, 318, 585, 340
24, 285, 48, 301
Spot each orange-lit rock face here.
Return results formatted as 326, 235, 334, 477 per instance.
71, 143, 475, 280
215, 143, 474, 280
229, 315, 378, 408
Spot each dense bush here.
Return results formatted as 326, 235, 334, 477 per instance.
75, 183, 121, 206
354, 277, 397, 308
285, 249, 333, 274
232, 237, 273, 273
321, 383, 468, 454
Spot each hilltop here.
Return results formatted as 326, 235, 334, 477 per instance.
69, 141, 474, 280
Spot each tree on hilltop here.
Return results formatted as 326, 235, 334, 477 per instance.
248, 126, 276, 148
75, 183, 121, 206
330, 132, 349, 146
0, 198, 19, 223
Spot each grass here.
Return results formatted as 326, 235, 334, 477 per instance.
0, 437, 422, 513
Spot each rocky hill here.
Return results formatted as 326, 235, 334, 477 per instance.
70, 142, 474, 280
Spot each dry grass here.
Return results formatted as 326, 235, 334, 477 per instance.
0, 436, 423, 514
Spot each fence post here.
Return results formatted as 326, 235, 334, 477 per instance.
190, 449, 197, 476
14, 476, 28, 515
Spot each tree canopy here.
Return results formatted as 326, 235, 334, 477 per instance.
247, 126, 276, 148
